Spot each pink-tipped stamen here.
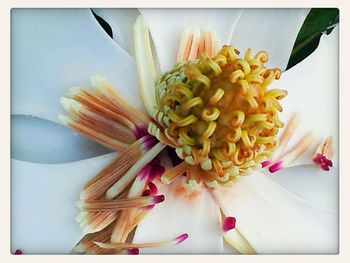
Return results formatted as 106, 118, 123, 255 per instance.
261, 160, 272, 168
144, 204, 155, 210
152, 195, 165, 204
109, 158, 162, 244
133, 125, 149, 139
141, 134, 159, 151
14, 249, 23, 255
139, 162, 154, 181
148, 164, 165, 182
143, 195, 164, 210
142, 189, 150, 196
175, 233, 189, 245
79, 195, 165, 212
313, 136, 334, 171
313, 153, 333, 171
269, 160, 283, 173
147, 182, 158, 196
269, 132, 315, 173
222, 216, 237, 232
80, 135, 155, 201
95, 233, 189, 250
106, 142, 166, 200
127, 247, 140, 255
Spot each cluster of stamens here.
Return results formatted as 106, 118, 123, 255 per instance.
152, 46, 286, 186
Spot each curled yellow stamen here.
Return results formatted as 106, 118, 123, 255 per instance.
201, 138, 211, 157
221, 142, 236, 158
266, 89, 288, 100
230, 111, 245, 128
238, 79, 249, 95
201, 107, 220, 121
233, 146, 245, 166
246, 96, 259, 109
219, 45, 238, 62
212, 159, 224, 177
179, 128, 197, 146
234, 59, 251, 75
167, 110, 198, 127
169, 83, 193, 100
213, 54, 227, 67
241, 130, 256, 148
226, 127, 241, 143
180, 97, 203, 111
162, 94, 182, 105
244, 114, 267, 125
245, 75, 264, 84
229, 69, 244, 83
212, 148, 228, 162
254, 51, 268, 63
202, 121, 217, 139
201, 54, 222, 76
184, 64, 211, 88
209, 88, 225, 104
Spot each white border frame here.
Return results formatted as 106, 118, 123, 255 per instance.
1, 1, 349, 262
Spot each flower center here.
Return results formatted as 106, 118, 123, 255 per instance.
153, 46, 287, 183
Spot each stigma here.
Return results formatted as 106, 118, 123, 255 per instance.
150, 32, 286, 187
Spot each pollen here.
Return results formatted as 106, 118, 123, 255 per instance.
152, 43, 286, 186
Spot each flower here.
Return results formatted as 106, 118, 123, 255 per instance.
11, 8, 338, 254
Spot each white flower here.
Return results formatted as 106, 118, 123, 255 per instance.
11, 8, 338, 254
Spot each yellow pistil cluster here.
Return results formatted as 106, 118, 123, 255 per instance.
153, 45, 287, 186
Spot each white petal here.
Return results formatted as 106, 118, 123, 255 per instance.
92, 8, 140, 56
268, 165, 338, 211
12, 115, 111, 163
211, 172, 338, 254
12, 9, 142, 124
140, 9, 242, 72
274, 26, 339, 166
133, 176, 223, 254
11, 154, 116, 254
223, 239, 240, 254
231, 9, 310, 70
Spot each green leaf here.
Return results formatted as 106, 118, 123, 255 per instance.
287, 8, 339, 69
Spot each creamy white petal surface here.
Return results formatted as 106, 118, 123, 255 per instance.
140, 9, 242, 72
268, 165, 338, 211
92, 8, 140, 56
211, 172, 338, 254
11, 153, 116, 254
272, 26, 338, 166
222, 240, 240, 254
12, 8, 142, 124
231, 9, 310, 70
133, 176, 224, 254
